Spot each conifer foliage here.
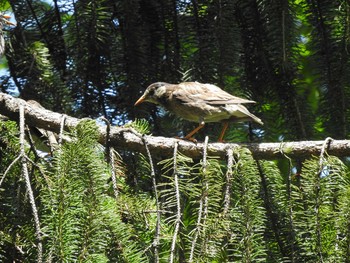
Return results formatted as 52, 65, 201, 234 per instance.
1, 118, 350, 262
1, 0, 350, 262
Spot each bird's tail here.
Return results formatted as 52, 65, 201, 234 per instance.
236, 105, 264, 125
250, 114, 263, 125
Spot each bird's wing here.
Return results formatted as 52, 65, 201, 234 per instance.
175, 82, 256, 105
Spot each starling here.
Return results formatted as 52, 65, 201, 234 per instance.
0, 14, 15, 27
135, 82, 263, 142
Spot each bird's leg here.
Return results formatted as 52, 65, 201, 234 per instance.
218, 122, 229, 142
184, 122, 205, 142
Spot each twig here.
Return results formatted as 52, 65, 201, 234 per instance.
19, 104, 43, 263
0, 155, 21, 188
100, 117, 119, 200
25, 125, 40, 160
189, 136, 209, 262
223, 148, 234, 216
315, 137, 333, 263
142, 136, 160, 263
109, 147, 119, 200
169, 141, 180, 263
318, 137, 333, 172
189, 187, 203, 262
100, 117, 111, 162
58, 114, 66, 145
201, 136, 209, 253
279, 146, 296, 263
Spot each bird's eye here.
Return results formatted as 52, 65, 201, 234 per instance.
148, 89, 155, 96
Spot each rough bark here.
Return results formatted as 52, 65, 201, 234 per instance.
1, 92, 350, 160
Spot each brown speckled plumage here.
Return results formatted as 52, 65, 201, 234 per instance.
135, 82, 263, 141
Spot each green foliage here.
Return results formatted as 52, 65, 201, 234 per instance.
257, 159, 294, 261
227, 149, 267, 262
124, 118, 151, 135
0, 120, 19, 161
0, 120, 146, 261
290, 155, 350, 262
0, 120, 37, 261
2, 0, 350, 262
36, 120, 148, 262
40, 121, 107, 261
2, 119, 350, 262
0, 120, 20, 260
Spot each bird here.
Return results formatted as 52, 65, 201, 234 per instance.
134, 81, 263, 142
0, 14, 15, 27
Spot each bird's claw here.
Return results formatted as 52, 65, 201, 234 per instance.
186, 137, 198, 143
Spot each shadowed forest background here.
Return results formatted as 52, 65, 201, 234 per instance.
3, 0, 350, 141
1, 0, 350, 262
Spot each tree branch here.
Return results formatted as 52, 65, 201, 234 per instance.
1, 92, 350, 160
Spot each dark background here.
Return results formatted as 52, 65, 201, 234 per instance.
2, 0, 350, 141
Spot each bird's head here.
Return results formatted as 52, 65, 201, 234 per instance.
134, 82, 169, 106
0, 14, 15, 27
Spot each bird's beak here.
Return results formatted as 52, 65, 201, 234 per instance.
1, 15, 16, 26
134, 95, 146, 106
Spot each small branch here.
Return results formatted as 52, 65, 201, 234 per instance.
142, 136, 160, 263
58, 114, 66, 145
223, 148, 234, 216
170, 141, 181, 263
315, 137, 332, 263
109, 148, 119, 200
0, 155, 21, 187
201, 136, 209, 244
25, 125, 40, 159
285, 153, 296, 262
189, 136, 209, 262
19, 104, 43, 263
100, 117, 111, 163
189, 191, 203, 263
1, 92, 350, 160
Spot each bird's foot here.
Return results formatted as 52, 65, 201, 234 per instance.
186, 137, 198, 143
